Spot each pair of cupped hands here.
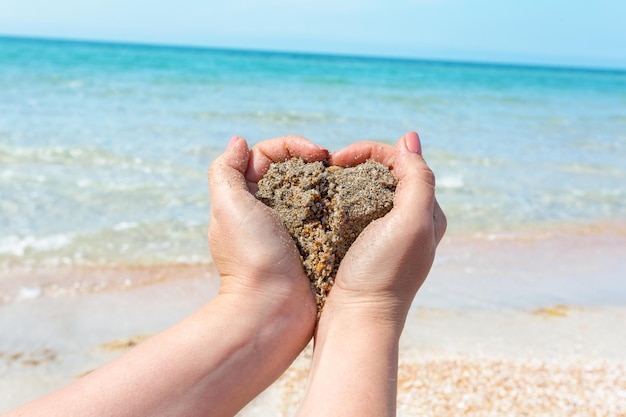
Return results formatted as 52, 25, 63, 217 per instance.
208, 131, 446, 334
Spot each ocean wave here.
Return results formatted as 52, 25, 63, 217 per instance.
112, 221, 139, 231
192, 109, 341, 125
0, 222, 212, 269
0, 234, 73, 257
557, 162, 625, 176
0, 144, 190, 177
0, 144, 131, 167
3, 37, 626, 245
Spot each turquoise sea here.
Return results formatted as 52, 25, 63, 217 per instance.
1, 36, 626, 270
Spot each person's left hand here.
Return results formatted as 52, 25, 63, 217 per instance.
207, 135, 328, 320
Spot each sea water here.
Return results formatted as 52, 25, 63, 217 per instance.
1, 36, 626, 270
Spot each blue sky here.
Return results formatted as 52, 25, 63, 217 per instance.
2, 0, 625, 69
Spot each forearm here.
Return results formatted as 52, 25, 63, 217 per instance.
6, 294, 313, 417
297, 306, 403, 417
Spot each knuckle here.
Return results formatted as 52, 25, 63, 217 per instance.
418, 164, 436, 187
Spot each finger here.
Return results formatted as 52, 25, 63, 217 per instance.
328, 141, 395, 168
207, 136, 253, 208
391, 132, 436, 221
246, 135, 329, 183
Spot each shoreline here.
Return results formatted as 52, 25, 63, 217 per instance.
1, 251, 625, 414
0, 264, 217, 306
3, 225, 625, 309
2, 225, 625, 413
419, 226, 626, 310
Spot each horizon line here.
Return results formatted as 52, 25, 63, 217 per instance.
2, 33, 625, 74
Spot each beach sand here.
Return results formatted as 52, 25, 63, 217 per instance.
1, 230, 626, 416
245, 307, 626, 417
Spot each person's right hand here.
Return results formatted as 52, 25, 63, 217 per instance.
325, 131, 447, 326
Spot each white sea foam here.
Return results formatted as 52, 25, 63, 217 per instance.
113, 222, 139, 231
0, 234, 73, 257
438, 174, 464, 189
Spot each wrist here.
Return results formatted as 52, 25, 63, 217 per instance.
321, 286, 411, 338
299, 293, 401, 417
180, 290, 315, 415
314, 293, 407, 361
212, 281, 317, 347
217, 269, 317, 324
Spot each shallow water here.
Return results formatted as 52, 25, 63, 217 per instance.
1, 36, 625, 271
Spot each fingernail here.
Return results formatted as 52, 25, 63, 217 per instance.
405, 132, 422, 154
227, 136, 239, 150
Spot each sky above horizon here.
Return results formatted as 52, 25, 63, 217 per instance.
1, 0, 625, 69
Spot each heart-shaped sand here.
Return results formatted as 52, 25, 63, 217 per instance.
256, 158, 397, 314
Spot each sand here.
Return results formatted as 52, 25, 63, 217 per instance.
2, 230, 626, 415
245, 340, 626, 417
256, 158, 396, 313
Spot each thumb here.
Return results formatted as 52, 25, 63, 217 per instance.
208, 136, 251, 199
392, 132, 436, 221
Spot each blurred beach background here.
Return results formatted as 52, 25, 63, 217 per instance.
1, 2, 626, 415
